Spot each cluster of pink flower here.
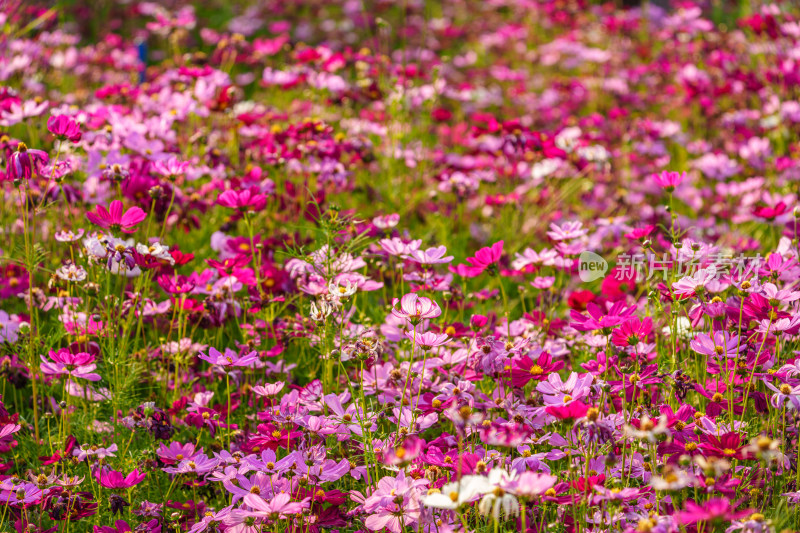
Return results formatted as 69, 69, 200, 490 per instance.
2, 1, 800, 533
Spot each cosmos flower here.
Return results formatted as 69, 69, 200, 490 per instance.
217, 187, 268, 212
7, 142, 49, 181
47, 114, 82, 142
85, 201, 147, 234
406, 246, 453, 265
676, 498, 751, 525
95, 468, 146, 489
391, 293, 442, 323
652, 170, 687, 191
611, 317, 653, 347
450, 241, 504, 277
404, 330, 449, 349
198, 347, 259, 368
40, 349, 101, 382
690, 331, 740, 358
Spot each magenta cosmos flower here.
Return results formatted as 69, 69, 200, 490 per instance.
86, 200, 146, 234
611, 317, 653, 347
652, 170, 686, 191
40, 349, 101, 382
452, 240, 504, 277
217, 187, 268, 212
47, 114, 82, 142
391, 293, 442, 324
95, 468, 146, 489
676, 498, 751, 525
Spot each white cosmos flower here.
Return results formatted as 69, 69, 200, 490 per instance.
135, 241, 174, 263
56, 264, 87, 282
328, 279, 357, 300
650, 466, 697, 491
530, 158, 561, 181
310, 300, 334, 322
422, 475, 491, 510
477, 469, 519, 522
623, 414, 669, 443
662, 316, 692, 339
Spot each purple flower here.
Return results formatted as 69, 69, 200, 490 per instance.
7, 142, 49, 181
162, 454, 219, 475
690, 330, 740, 358
198, 347, 259, 368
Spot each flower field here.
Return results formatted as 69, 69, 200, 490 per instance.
2, 1, 800, 532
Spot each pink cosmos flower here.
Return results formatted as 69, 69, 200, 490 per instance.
406, 246, 453, 265
652, 170, 687, 191
765, 381, 800, 410
546, 221, 587, 241
86, 200, 146, 234
752, 201, 789, 220
156, 441, 197, 465
511, 472, 557, 497
456, 240, 504, 277
243, 492, 308, 518
761, 282, 800, 304
47, 114, 82, 142
373, 213, 400, 229
157, 274, 196, 295
570, 301, 636, 332
251, 382, 285, 397
217, 187, 268, 212
391, 293, 442, 324
404, 330, 449, 349
671, 267, 717, 297
95, 468, 146, 489
611, 317, 653, 347
363, 472, 423, 533
152, 156, 190, 178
